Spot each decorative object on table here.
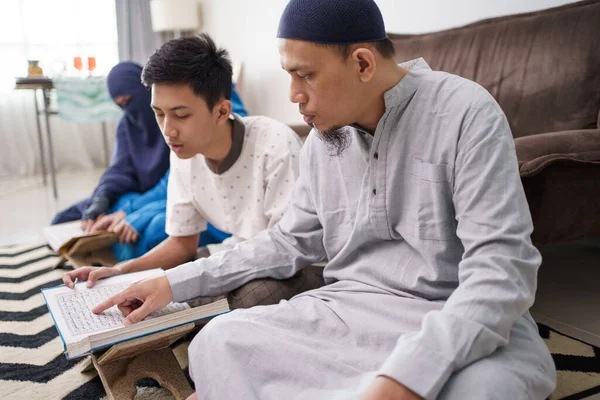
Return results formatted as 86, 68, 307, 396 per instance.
27, 60, 44, 77
73, 56, 83, 73
87, 56, 97, 76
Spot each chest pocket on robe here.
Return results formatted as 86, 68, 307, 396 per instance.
411, 160, 456, 241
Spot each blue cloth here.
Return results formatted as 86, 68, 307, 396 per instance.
109, 84, 248, 261
109, 172, 232, 261
277, 0, 387, 44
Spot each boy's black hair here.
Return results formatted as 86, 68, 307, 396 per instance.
142, 33, 232, 109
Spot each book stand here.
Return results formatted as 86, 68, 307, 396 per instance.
83, 322, 196, 400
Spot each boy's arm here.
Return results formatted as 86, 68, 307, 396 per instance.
119, 234, 199, 273
61, 232, 198, 288
120, 155, 205, 273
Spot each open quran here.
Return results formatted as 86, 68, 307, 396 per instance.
42, 269, 230, 359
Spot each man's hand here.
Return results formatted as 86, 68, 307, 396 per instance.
361, 376, 423, 400
92, 275, 173, 325
89, 211, 126, 233
62, 265, 123, 288
111, 220, 139, 244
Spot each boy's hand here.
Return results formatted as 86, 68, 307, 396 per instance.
62, 265, 123, 288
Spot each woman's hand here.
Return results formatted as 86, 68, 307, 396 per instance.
81, 215, 101, 233
89, 211, 126, 233
111, 220, 139, 244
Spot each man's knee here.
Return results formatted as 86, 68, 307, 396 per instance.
437, 331, 555, 400
438, 356, 530, 400
189, 311, 246, 356
188, 312, 246, 380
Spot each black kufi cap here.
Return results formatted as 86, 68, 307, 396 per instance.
277, 0, 387, 44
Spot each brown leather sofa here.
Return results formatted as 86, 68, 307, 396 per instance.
388, 0, 600, 247
378, 0, 600, 247
291, 1, 600, 247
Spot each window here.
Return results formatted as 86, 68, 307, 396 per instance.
0, 0, 119, 91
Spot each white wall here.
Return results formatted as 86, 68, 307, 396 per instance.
200, 0, 581, 126
377, 0, 580, 34
201, 0, 296, 123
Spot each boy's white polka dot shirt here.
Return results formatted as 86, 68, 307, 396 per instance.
166, 115, 302, 251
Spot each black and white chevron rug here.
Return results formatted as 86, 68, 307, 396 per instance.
1, 243, 599, 399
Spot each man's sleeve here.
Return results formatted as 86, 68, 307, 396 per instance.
378, 101, 541, 398
165, 139, 327, 302
205, 235, 244, 255
165, 155, 206, 237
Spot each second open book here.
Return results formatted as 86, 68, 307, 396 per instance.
42, 269, 230, 359
42, 220, 113, 254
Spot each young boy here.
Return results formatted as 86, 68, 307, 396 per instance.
63, 34, 303, 287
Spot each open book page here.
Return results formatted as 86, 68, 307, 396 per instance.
42, 221, 85, 252
42, 269, 189, 347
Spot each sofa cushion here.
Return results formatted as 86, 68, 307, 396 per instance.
388, 0, 600, 138
514, 129, 600, 177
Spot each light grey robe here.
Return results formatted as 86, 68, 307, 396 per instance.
166, 59, 556, 399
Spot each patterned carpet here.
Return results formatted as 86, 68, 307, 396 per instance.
1, 243, 599, 399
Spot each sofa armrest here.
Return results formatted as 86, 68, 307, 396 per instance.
514, 128, 600, 177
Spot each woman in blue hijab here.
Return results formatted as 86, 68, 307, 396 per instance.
51, 62, 170, 226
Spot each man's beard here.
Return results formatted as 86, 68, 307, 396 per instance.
312, 124, 351, 157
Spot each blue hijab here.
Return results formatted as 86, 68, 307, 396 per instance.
95, 62, 170, 200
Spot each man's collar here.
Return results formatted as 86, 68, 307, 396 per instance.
349, 58, 430, 136
383, 58, 431, 110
